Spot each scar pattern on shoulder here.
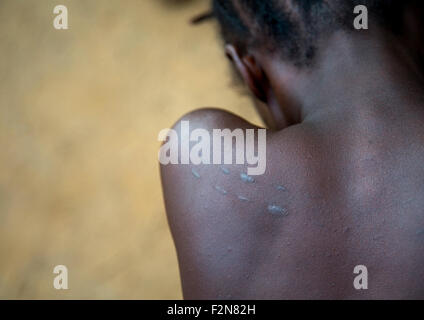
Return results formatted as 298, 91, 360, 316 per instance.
190, 166, 289, 217
214, 185, 228, 195
191, 168, 201, 179
237, 195, 250, 202
267, 204, 288, 217
276, 185, 287, 191
220, 166, 230, 175
240, 173, 255, 183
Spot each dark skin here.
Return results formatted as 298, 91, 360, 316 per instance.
160, 24, 424, 299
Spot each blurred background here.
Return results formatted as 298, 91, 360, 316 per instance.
0, 0, 261, 299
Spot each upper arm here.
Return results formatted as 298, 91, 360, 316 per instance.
160, 108, 268, 298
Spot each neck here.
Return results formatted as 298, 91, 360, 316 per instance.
268, 30, 424, 125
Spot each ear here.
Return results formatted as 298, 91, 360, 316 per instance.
225, 44, 268, 102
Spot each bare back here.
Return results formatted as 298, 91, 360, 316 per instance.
161, 105, 424, 299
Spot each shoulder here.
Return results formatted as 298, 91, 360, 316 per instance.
167, 107, 261, 132
159, 107, 266, 224
159, 108, 315, 298
159, 108, 268, 296
159, 107, 266, 198
159, 107, 263, 205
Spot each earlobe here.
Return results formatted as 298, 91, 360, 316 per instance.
225, 44, 267, 102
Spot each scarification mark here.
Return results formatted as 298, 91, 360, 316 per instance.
237, 195, 250, 202
276, 185, 287, 191
240, 173, 255, 183
267, 204, 288, 217
214, 185, 228, 195
220, 166, 230, 175
191, 168, 200, 179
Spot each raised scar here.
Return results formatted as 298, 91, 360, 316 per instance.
191, 168, 201, 179
240, 173, 255, 183
267, 204, 288, 217
221, 166, 230, 175
238, 195, 250, 202
214, 185, 228, 195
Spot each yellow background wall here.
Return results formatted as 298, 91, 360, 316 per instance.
0, 0, 261, 299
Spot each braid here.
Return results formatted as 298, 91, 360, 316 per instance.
213, 0, 423, 66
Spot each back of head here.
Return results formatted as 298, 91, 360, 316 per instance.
213, 0, 424, 67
